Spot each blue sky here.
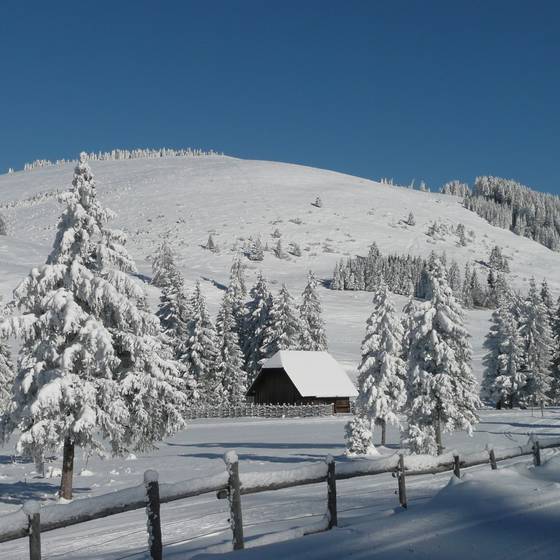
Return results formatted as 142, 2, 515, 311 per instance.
1, 1, 559, 193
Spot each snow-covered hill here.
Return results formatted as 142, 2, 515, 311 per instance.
1, 155, 559, 378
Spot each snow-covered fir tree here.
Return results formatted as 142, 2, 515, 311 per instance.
226, 257, 247, 339
540, 279, 554, 324
245, 237, 264, 261
406, 211, 416, 226
550, 296, 560, 404
0, 338, 14, 417
151, 241, 176, 288
243, 274, 273, 381
344, 415, 375, 456
488, 245, 509, 272
205, 233, 218, 253
518, 277, 553, 408
447, 261, 462, 299
156, 249, 190, 359
481, 292, 525, 408
216, 294, 247, 404
461, 262, 473, 308
272, 239, 282, 259
181, 281, 219, 398
0, 154, 191, 498
405, 258, 480, 455
353, 283, 406, 447
299, 272, 328, 351
262, 284, 302, 358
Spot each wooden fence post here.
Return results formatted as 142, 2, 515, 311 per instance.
453, 454, 461, 478
144, 470, 163, 560
24, 501, 41, 560
397, 454, 407, 509
224, 451, 244, 550
488, 448, 497, 470
533, 440, 541, 467
326, 456, 337, 529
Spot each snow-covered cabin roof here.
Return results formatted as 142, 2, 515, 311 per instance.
252, 351, 358, 398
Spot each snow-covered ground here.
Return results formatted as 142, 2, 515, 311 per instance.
1, 155, 560, 378
1, 409, 559, 559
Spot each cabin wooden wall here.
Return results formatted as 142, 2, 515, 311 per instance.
249, 368, 351, 413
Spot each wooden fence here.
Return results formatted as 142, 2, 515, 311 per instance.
1, 435, 559, 560
184, 402, 334, 419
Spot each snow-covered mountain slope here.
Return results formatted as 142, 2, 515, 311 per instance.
1, 155, 559, 378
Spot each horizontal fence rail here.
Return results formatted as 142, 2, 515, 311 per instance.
1, 435, 559, 559
184, 403, 334, 419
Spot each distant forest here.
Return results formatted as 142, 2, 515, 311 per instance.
444, 176, 560, 252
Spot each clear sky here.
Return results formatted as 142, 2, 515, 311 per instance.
1, 0, 559, 193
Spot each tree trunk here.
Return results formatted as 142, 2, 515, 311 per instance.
60, 437, 75, 500
434, 410, 443, 455
380, 419, 386, 446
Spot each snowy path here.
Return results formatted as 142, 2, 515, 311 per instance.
1, 409, 560, 559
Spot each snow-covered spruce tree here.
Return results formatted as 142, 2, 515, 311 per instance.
406, 211, 416, 226
0, 338, 14, 417
243, 274, 273, 382
156, 249, 190, 359
151, 241, 176, 288
0, 154, 190, 499
481, 292, 525, 408
447, 261, 462, 299
405, 258, 480, 455
354, 283, 406, 446
299, 272, 328, 351
246, 237, 264, 261
181, 281, 219, 399
262, 284, 302, 358
550, 296, 560, 404
226, 257, 247, 339
488, 245, 509, 272
540, 279, 555, 324
216, 294, 247, 405
344, 415, 375, 456
205, 234, 219, 253
518, 278, 553, 408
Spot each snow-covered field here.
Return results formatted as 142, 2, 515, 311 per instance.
1, 155, 560, 377
1, 410, 560, 558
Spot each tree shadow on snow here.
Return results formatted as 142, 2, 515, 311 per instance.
478, 421, 560, 432
0, 480, 91, 505
180, 452, 337, 464
167, 441, 346, 451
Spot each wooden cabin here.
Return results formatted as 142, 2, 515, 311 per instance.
247, 351, 357, 413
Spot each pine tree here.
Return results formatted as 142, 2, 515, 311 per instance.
470, 269, 486, 307
243, 274, 273, 381
406, 211, 416, 226
262, 284, 302, 358
0, 339, 14, 416
355, 283, 406, 446
156, 250, 190, 358
216, 294, 247, 404
489, 245, 509, 272
181, 281, 219, 398
152, 241, 176, 287
518, 278, 553, 408
300, 272, 328, 351
405, 258, 480, 455
344, 416, 375, 456
481, 293, 525, 408
447, 261, 462, 299
226, 257, 247, 339
549, 296, 560, 404
0, 154, 191, 499
540, 279, 554, 324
